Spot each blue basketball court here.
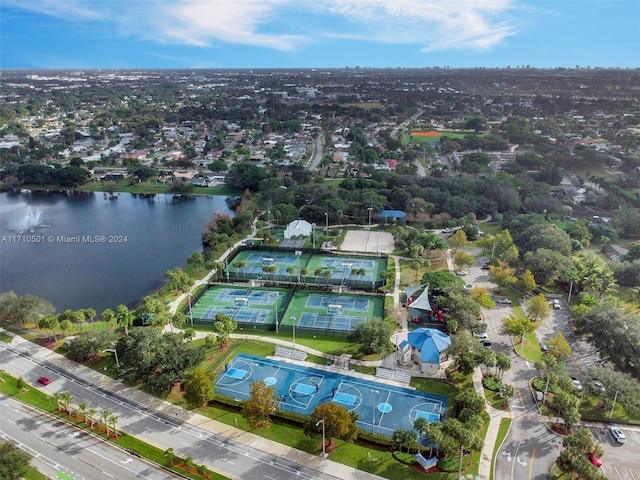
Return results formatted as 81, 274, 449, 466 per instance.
215, 354, 448, 442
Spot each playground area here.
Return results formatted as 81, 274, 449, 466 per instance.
215, 354, 448, 442
189, 286, 383, 336
224, 248, 387, 290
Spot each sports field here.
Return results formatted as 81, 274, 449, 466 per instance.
190, 286, 288, 329
224, 249, 387, 290
215, 354, 448, 442
189, 285, 383, 335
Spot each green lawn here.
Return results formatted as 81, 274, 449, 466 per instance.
490, 418, 512, 480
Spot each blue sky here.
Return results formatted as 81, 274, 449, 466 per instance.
1, 1, 638, 69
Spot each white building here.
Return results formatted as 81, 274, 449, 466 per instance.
284, 220, 313, 239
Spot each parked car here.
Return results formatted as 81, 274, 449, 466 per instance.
541, 344, 549, 354
481, 264, 490, 270
571, 377, 583, 391
496, 298, 512, 304
37, 377, 51, 385
473, 332, 488, 339
591, 379, 605, 392
552, 299, 561, 310
481, 340, 492, 349
455, 270, 468, 276
609, 426, 626, 444
588, 453, 603, 467
464, 284, 474, 290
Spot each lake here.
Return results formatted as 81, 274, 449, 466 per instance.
0, 191, 234, 313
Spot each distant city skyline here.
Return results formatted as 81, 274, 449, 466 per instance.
1, 1, 638, 70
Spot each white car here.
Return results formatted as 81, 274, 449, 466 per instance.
571, 377, 583, 391
609, 426, 626, 444
552, 299, 561, 310
496, 298, 511, 304
473, 332, 488, 339
455, 270, 468, 276
464, 284, 474, 290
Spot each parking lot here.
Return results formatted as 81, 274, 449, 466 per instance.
463, 248, 640, 478
581, 424, 640, 480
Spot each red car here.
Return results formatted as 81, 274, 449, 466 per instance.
589, 453, 603, 467
37, 377, 51, 385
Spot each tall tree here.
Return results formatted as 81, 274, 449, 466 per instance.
116, 304, 133, 335
448, 229, 469, 252
488, 260, 517, 292
0, 441, 32, 480
304, 401, 359, 448
241, 381, 278, 428
184, 368, 216, 408
524, 294, 552, 323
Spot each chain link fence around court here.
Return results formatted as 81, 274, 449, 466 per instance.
222, 246, 387, 291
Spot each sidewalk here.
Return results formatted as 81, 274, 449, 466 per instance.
472, 367, 512, 480
6, 334, 385, 480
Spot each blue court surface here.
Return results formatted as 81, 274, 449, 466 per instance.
215, 354, 448, 441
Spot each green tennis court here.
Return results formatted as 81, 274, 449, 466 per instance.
189, 285, 383, 336
224, 248, 387, 290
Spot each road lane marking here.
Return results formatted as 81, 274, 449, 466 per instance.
511, 441, 521, 480
629, 468, 637, 480
528, 448, 535, 479
517, 389, 525, 408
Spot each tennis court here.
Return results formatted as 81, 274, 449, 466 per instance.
215, 354, 448, 442
281, 290, 384, 336
297, 312, 366, 331
305, 294, 370, 312
224, 248, 387, 290
190, 285, 288, 329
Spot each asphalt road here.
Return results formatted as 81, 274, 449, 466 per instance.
463, 255, 563, 480
0, 394, 179, 479
0, 341, 358, 480
464, 254, 640, 480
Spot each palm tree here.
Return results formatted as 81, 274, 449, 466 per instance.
78, 402, 88, 422
100, 308, 114, 329
116, 304, 133, 335
108, 414, 119, 438
84, 308, 97, 329
87, 408, 97, 428
100, 409, 111, 435
300, 267, 308, 284
50, 392, 64, 412
413, 416, 429, 449
60, 392, 74, 416
164, 448, 175, 465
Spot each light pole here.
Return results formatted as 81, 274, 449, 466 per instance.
273, 292, 279, 333
610, 391, 619, 419
267, 210, 271, 224
394, 335, 398, 370
325, 212, 328, 234
291, 315, 297, 349
316, 419, 327, 458
295, 250, 302, 284
187, 292, 194, 326
312, 223, 316, 249
371, 389, 379, 433
367, 207, 373, 229
103, 348, 119, 368
252, 362, 258, 382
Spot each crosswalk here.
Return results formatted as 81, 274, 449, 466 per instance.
274, 345, 307, 361
375, 367, 411, 384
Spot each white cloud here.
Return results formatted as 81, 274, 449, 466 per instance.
5, 0, 520, 52
318, 0, 519, 51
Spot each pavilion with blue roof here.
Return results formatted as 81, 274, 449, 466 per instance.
380, 210, 407, 224
405, 328, 451, 376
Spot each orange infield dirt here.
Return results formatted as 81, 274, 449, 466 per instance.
411, 131, 441, 137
